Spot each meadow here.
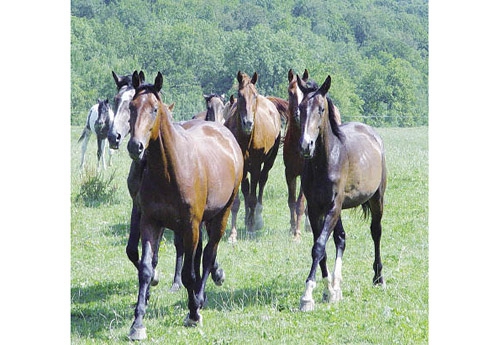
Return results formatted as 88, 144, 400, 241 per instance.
71, 126, 428, 344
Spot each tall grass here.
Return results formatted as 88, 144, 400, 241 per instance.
71, 126, 428, 344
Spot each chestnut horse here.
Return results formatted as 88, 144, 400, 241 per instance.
296, 74, 386, 312
224, 71, 281, 242
284, 69, 342, 240
78, 99, 114, 170
126, 71, 243, 339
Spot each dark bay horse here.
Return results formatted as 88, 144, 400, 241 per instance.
192, 93, 226, 123
224, 71, 282, 242
296, 74, 386, 311
78, 99, 114, 170
110, 71, 186, 293
126, 71, 243, 339
284, 69, 342, 240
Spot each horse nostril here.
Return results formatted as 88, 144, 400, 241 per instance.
116, 133, 121, 141
138, 142, 144, 153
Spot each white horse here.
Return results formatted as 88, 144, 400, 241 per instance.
78, 99, 115, 170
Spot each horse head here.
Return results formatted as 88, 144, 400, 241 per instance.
108, 71, 143, 149
95, 99, 113, 136
297, 74, 331, 159
127, 71, 164, 161
204, 93, 225, 123
236, 71, 259, 135
287, 69, 310, 121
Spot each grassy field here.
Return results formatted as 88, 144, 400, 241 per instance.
71, 126, 428, 344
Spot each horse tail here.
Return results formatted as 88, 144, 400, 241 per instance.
361, 202, 371, 220
77, 128, 88, 143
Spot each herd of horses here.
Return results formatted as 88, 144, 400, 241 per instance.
77, 69, 387, 340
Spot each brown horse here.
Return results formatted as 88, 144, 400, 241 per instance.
296, 74, 386, 312
192, 93, 226, 123
284, 69, 342, 240
126, 71, 243, 339
224, 71, 281, 242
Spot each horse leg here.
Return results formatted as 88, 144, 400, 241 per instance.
295, 184, 307, 240
150, 228, 164, 287
322, 217, 345, 303
300, 203, 341, 311
285, 171, 299, 238
170, 231, 184, 292
126, 203, 141, 270
246, 171, 259, 234
78, 128, 90, 170
128, 223, 162, 341
227, 193, 240, 243
182, 221, 203, 327
96, 137, 106, 171
255, 139, 280, 230
368, 192, 385, 287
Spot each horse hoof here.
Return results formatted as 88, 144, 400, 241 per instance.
323, 289, 342, 303
212, 268, 225, 286
169, 282, 182, 292
373, 276, 386, 288
299, 297, 315, 312
128, 326, 147, 341
151, 269, 160, 286
183, 313, 203, 327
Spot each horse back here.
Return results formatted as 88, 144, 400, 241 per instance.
253, 95, 281, 152
340, 122, 386, 208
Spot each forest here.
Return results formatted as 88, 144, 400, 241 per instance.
71, 0, 428, 127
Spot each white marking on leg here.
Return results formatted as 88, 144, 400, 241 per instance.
331, 257, 343, 301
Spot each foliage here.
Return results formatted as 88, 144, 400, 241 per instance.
71, 0, 428, 126
75, 166, 118, 207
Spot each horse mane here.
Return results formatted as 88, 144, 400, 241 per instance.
326, 97, 344, 142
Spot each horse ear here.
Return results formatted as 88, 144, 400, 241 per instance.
168, 102, 175, 111
288, 69, 294, 82
112, 71, 119, 86
154, 72, 163, 92
251, 72, 258, 84
230, 94, 235, 104
296, 74, 308, 94
303, 69, 309, 81
139, 71, 145, 84
318, 75, 331, 96
132, 70, 141, 89
237, 71, 243, 84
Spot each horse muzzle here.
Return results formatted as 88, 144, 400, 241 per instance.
299, 138, 315, 159
108, 130, 122, 149
241, 120, 253, 135
127, 138, 145, 161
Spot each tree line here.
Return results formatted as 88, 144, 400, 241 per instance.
71, 0, 428, 127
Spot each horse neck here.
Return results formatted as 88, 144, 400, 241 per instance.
315, 103, 343, 164
147, 103, 182, 182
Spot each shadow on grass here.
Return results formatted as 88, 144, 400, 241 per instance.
71, 275, 296, 340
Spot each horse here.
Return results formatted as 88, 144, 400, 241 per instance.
110, 71, 198, 294
126, 71, 243, 339
284, 69, 342, 240
78, 99, 114, 170
224, 71, 282, 242
296, 74, 386, 312
192, 93, 226, 123
107, 71, 135, 150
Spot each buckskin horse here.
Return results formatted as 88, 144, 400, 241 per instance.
223, 71, 282, 242
296, 74, 386, 312
126, 71, 243, 339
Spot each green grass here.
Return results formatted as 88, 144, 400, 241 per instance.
71, 126, 428, 344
